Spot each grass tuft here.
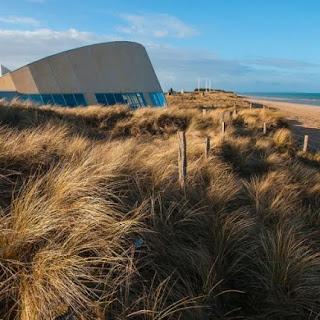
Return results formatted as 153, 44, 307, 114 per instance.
0, 92, 319, 319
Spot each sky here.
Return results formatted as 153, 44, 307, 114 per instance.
0, 0, 320, 92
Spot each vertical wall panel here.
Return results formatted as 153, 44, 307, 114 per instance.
11, 67, 38, 93
29, 60, 60, 93
0, 73, 16, 91
67, 46, 101, 93
47, 53, 81, 93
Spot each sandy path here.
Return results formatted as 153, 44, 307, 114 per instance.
248, 98, 320, 151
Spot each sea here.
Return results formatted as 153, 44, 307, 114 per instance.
241, 92, 320, 107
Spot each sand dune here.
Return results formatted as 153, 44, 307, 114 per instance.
249, 98, 320, 151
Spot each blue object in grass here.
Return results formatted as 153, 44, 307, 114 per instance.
134, 238, 144, 248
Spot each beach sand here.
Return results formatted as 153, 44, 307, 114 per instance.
248, 98, 320, 151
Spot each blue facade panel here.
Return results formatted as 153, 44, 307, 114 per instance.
114, 93, 125, 104
94, 92, 166, 109
105, 93, 116, 105
0, 91, 19, 101
0, 90, 166, 108
52, 94, 66, 106
63, 94, 77, 107
74, 94, 87, 106
0, 92, 87, 107
149, 92, 167, 107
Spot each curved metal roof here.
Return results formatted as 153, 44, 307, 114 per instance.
5, 41, 144, 75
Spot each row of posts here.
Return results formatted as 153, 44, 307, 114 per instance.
249, 102, 310, 152
177, 106, 311, 189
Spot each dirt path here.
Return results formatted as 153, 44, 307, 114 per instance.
248, 98, 320, 151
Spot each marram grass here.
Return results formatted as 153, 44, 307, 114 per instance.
0, 92, 319, 319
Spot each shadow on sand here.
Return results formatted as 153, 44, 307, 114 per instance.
287, 119, 320, 152
251, 102, 319, 152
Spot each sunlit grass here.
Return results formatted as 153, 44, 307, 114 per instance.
0, 92, 319, 319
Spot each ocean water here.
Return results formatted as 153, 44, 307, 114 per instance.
242, 92, 320, 107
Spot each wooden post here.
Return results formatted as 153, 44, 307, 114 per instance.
233, 107, 238, 118
303, 135, 309, 152
263, 122, 267, 135
177, 131, 187, 188
202, 108, 207, 117
221, 121, 226, 134
205, 136, 211, 159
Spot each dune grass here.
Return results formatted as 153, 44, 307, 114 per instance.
0, 92, 319, 319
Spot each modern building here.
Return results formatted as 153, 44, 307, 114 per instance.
0, 41, 166, 108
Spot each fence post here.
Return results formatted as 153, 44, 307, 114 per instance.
177, 131, 187, 188
202, 108, 207, 117
303, 135, 309, 152
221, 121, 226, 134
233, 107, 238, 118
205, 136, 211, 159
263, 122, 267, 135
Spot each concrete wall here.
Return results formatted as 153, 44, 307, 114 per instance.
0, 42, 163, 104
0, 73, 16, 91
10, 67, 38, 93
28, 60, 60, 93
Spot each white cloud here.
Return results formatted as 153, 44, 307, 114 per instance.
117, 13, 197, 39
0, 28, 118, 69
0, 16, 40, 26
0, 25, 319, 92
146, 44, 252, 91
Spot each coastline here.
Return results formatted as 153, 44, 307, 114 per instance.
242, 94, 320, 107
247, 97, 320, 151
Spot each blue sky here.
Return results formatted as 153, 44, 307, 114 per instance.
0, 0, 320, 92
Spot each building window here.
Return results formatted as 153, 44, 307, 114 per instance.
74, 94, 87, 106
128, 93, 140, 109
149, 93, 157, 106
0, 91, 19, 100
114, 93, 125, 104
137, 93, 146, 107
63, 94, 77, 107
150, 92, 166, 107
105, 93, 116, 105
18, 95, 28, 101
41, 94, 54, 105
157, 93, 166, 106
95, 92, 164, 108
28, 94, 43, 104
123, 94, 134, 108
95, 94, 107, 105
0, 92, 87, 107
52, 94, 65, 106
121, 94, 129, 105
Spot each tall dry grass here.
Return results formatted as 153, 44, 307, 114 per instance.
0, 92, 319, 319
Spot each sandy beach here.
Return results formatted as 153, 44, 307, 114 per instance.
248, 98, 320, 151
